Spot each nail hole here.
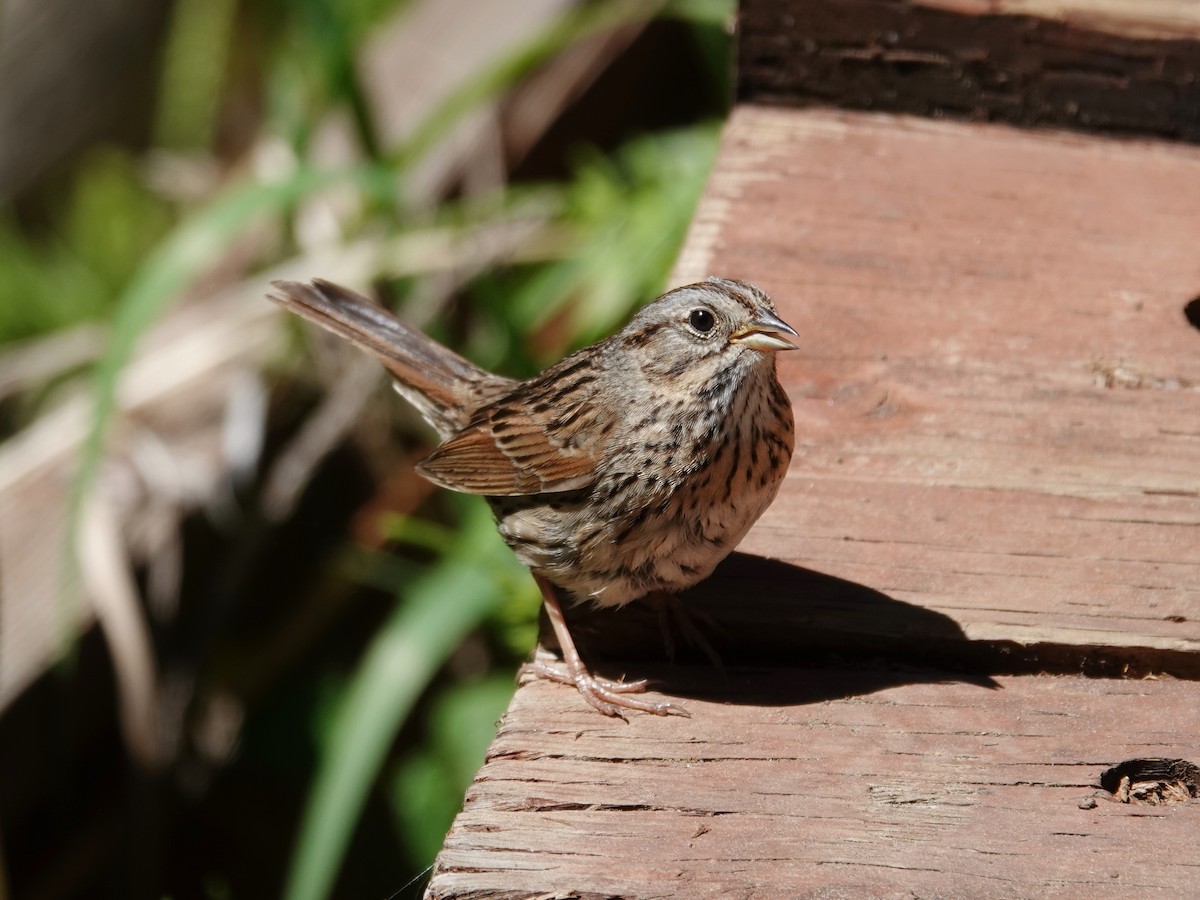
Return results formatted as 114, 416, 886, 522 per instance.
1185, 296, 1200, 331
1099, 758, 1200, 805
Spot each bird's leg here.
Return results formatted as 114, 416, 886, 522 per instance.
520, 576, 688, 718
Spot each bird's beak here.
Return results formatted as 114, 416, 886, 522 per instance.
730, 310, 799, 352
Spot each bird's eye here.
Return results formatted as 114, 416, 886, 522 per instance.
688, 308, 715, 333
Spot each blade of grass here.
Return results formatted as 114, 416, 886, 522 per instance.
154, 0, 239, 150
283, 498, 526, 900
388, 0, 666, 173
387, 674, 516, 867
390, 0, 730, 174
63, 163, 388, 644
504, 123, 722, 348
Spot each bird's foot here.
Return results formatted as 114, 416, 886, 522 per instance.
521, 655, 688, 719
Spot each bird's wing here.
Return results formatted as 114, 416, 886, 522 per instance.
416, 352, 615, 496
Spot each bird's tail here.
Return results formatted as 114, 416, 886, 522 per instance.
268, 279, 510, 437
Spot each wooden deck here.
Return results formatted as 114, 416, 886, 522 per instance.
427, 2, 1200, 896
435, 673, 1200, 897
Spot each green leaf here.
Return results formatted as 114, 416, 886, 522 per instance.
427, 675, 516, 787
64, 163, 373, 642
283, 498, 522, 900
387, 753, 455, 867
0, 215, 104, 343
63, 148, 174, 292
506, 123, 722, 352
387, 675, 515, 866
387, 0, 661, 174
155, 0, 240, 150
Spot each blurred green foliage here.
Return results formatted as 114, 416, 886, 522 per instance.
1, 0, 733, 897
0, 148, 172, 343
502, 127, 721, 349
156, 0, 240, 150
288, 496, 537, 900
388, 673, 518, 864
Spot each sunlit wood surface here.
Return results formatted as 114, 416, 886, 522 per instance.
428, 1, 1200, 894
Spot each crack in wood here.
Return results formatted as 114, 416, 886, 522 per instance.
496, 800, 731, 816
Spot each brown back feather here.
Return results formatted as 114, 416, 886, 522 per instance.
415, 347, 617, 496
416, 403, 600, 495
270, 278, 608, 496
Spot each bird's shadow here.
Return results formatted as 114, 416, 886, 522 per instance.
546, 552, 1005, 708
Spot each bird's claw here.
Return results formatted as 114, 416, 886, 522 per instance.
521, 660, 688, 718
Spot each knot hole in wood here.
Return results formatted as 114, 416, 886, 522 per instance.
1099, 758, 1200, 806
1185, 296, 1200, 332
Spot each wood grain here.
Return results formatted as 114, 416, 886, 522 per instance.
430, 670, 1200, 898
670, 105, 1200, 674
430, 106, 1200, 896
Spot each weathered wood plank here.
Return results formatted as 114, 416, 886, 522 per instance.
431, 63, 1200, 900
430, 670, 1200, 898
664, 106, 1200, 675
431, 105, 1200, 896
739, 0, 1200, 139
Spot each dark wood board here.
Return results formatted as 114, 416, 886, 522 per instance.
739, 0, 1200, 141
